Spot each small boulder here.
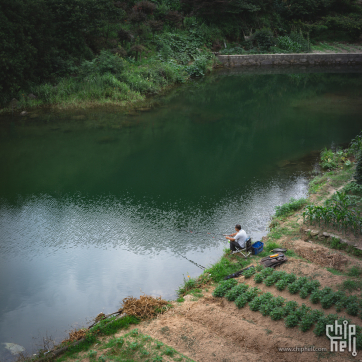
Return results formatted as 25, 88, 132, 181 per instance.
20, 111, 28, 116
310, 230, 319, 237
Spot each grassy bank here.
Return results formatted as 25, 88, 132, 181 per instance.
3, 46, 215, 113
2, 0, 362, 113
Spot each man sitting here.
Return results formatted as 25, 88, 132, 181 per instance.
225, 224, 248, 253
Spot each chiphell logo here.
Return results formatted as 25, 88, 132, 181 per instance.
326, 320, 357, 356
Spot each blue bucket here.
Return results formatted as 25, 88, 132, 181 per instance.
251, 241, 264, 255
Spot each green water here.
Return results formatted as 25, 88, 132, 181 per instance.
0, 70, 362, 357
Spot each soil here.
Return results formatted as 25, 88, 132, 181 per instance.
108, 269, 358, 362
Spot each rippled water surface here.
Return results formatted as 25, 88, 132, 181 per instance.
1, 69, 362, 357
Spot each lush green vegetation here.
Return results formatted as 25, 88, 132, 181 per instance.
275, 197, 308, 217
211, 278, 362, 349
303, 191, 362, 235
250, 267, 362, 317
304, 132, 362, 236
1, 0, 362, 110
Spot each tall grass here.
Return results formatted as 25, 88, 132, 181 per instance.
6, 48, 214, 111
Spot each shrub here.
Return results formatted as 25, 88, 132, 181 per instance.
346, 303, 359, 316
225, 284, 249, 301
243, 268, 256, 279
249, 296, 263, 311
335, 301, 344, 312
253, 28, 275, 51
299, 287, 309, 299
260, 268, 274, 279
235, 295, 248, 309
270, 307, 284, 320
275, 198, 307, 217
285, 313, 300, 328
288, 282, 301, 294
295, 304, 311, 319
260, 303, 274, 316
343, 295, 358, 308
244, 287, 260, 302
321, 294, 335, 309
310, 290, 321, 304
212, 279, 238, 297
314, 314, 339, 337
284, 273, 297, 284
304, 280, 320, 293
275, 279, 288, 291
277, 34, 307, 53
299, 313, 315, 332
272, 271, 287, 281
344, 182, 362, 196
320, 287, 333, 297
264, 275, 277, 287
274, 296, 285, 307
310, 309, 324, 323
284, 301, 298, 316
313, 318, 327, 336
333, 291, 346, 303
260, 292, 274, 302
320, 148, 338, 169
254, 274, 264, 283
295, 277, 309, 288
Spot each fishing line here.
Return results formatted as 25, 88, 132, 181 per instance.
174, 250, 206, 270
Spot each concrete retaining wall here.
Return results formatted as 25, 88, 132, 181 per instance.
216, 53, 362, 67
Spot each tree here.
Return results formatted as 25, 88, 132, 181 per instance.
129, 44, 147, 61
118, 28, 135, 47
148, 20, 164, 40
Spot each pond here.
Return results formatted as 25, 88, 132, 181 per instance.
1, 68, 362, 358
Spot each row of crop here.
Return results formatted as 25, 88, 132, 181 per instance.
212, 279, 362, 348
242, 267, 362, 318
302, 204, 362, 236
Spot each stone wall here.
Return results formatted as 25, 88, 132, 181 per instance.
216, 53, 362, 67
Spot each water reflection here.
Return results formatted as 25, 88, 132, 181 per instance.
0, 70, 362, 358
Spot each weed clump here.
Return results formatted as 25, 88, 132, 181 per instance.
121, 295, 169, 318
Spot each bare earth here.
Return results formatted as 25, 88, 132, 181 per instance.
109, 259, 358, 362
